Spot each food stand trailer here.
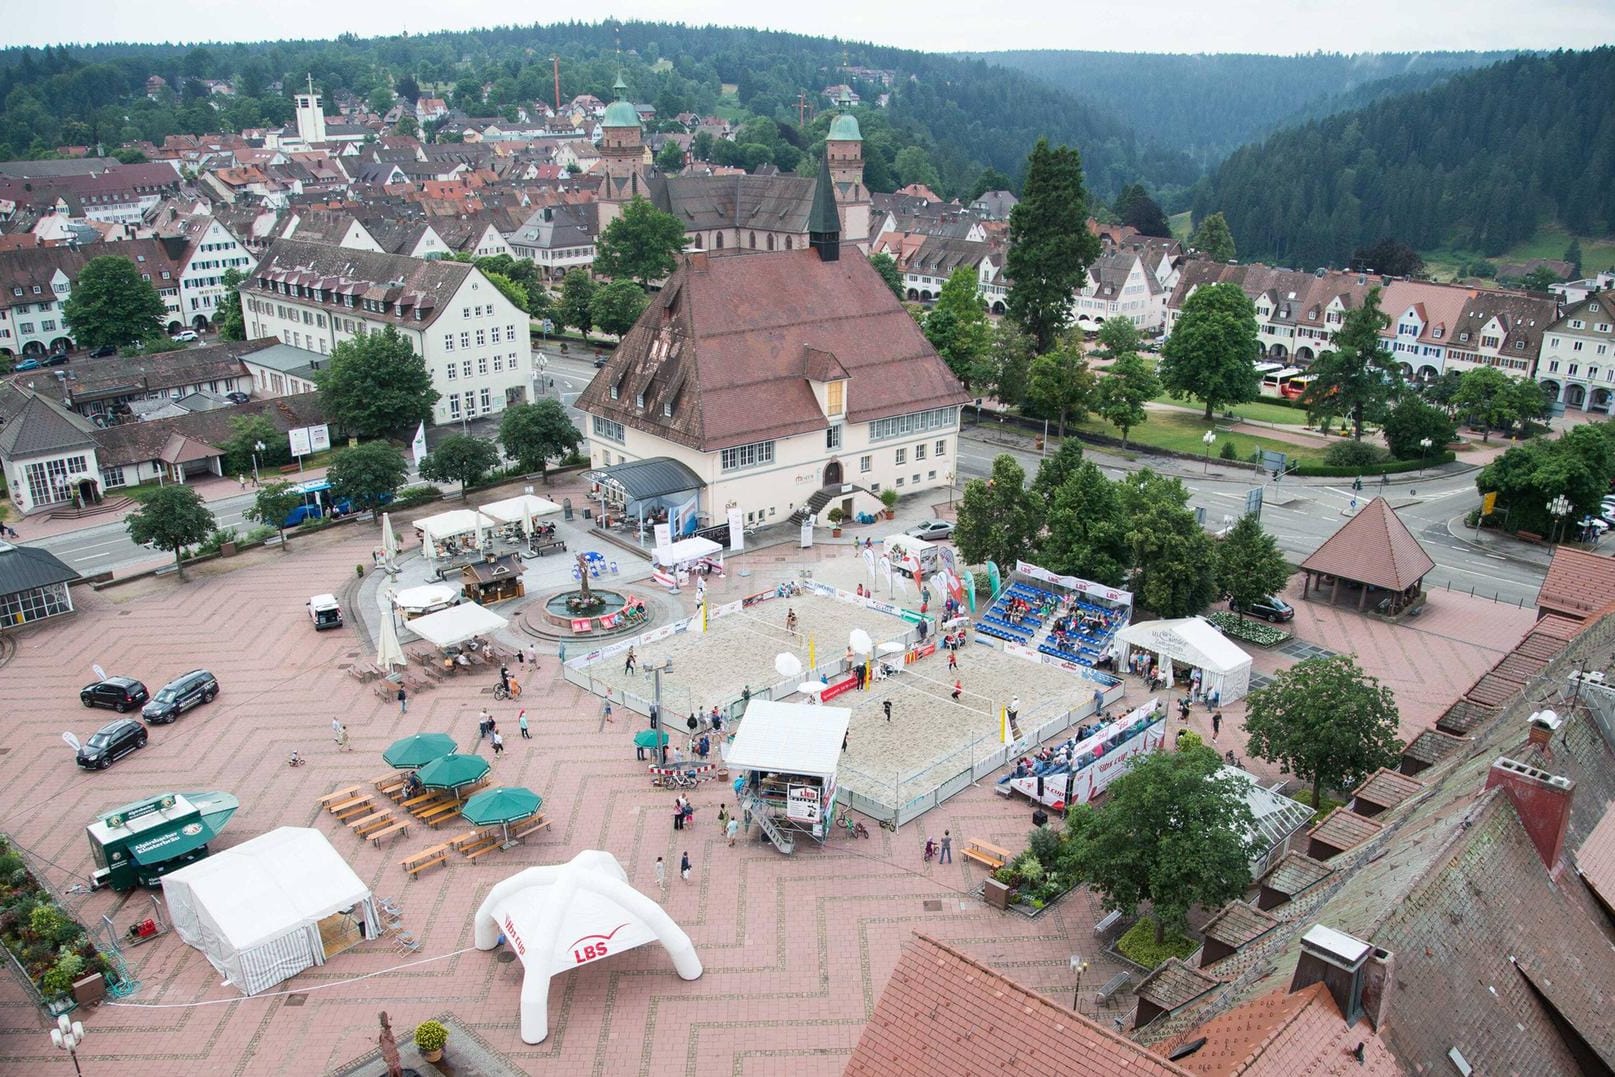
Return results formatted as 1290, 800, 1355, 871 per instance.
724, 700, 849, 855
86, 791, 239, 892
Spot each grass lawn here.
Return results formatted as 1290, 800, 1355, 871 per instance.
1150, 392, 1312, 428
1116, 917, 1198, 968
1169, 211, 1192, 241
1072, 409, 1330, 465
1291, 788, 1347, 824
1423, 224, 1615, 282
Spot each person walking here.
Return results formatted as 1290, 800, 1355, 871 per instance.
518, 709, 530, 739
397, 685, 408, 714
1211, 711, 1223, 740
951, 679, 962, 702
883, 700, 892, 722
947, 649, 958, 672
624, 647, 637, 674
477, 708, 492, 743
673, 797, 684, 831
491, 730, 504, 756
331, 716, 343, 744
1007, 695, 1020, 727
680, 851, 692, 882
939, 830, 953, 864
526, 645, 538, 668
726, 815, 740, 846
603, 695, 614, 723
654, 856, 666, 896
717, 804, 729, 835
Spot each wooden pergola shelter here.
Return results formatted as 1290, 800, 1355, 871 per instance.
1299, 497, 1435, 613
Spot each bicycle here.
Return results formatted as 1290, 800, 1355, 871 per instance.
923, 837, 937, 862
879, 816, 897, 832
493, 682, 521, 701
836, 809, 869, 839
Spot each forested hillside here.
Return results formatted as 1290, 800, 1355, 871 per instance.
0, 21, 1196, 199
970, 50, 1512, 166
1192, 48, 1615, 269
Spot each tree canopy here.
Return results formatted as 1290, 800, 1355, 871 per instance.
1157, 282, 1260, 419
557, 269, 597, 336
1188, 211, 1237, 262
62, 256, 167, 348
1024, 342, 1094, 437
1120, 471, 1218, 617
1114, 182, 1171, 237
594, 197, 687, 286
1244, 654, 1403, 807
1215, 515, 1291, 619
418, 434, 500, 498
214, 269, 247, 341
1064, 736, 1258, 941
1300, 287, 1397, 439
125, 485, 215, 581
953, 454, 1040, 571
1475, 421, 1615, 536
498, 399, 582, 483
923, 267, 992, 386
867, 252, 905, 299
326, 441, 408, 518
316, 326, 439, 439
242, 480, 302, 548
590, 279, 648, 338
1381, 394, 1457, 460
1093, 351, 1160, 448
1005, 139, 1101, 353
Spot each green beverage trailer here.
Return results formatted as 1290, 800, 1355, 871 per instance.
86, 791, 239, 892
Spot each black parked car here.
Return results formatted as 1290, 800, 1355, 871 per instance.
80, 676, 150, 712
1230, 594, 1295, 623
76, 718, 147, 770
88, 344, 118, 358
142, 669, 219, 724
44, 352, 69, 366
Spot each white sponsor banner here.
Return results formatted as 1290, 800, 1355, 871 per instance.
1014, 560, 1133, 608
411, 422, 428, 467
1008, 700, 1163, 807
308, 423, 331, 452
728, 507, 745, 553
786, 784, 822, 823
288, 427, 312, 457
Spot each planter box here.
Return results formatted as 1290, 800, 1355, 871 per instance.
72, 973, 105, 1007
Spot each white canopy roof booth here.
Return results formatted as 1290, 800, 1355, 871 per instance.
480, 494, 563, 535
651, 536, 722, 569
393, 583, 460, 618
407, 603, 509, 649
161, 828, 379, 996
1114, 617, 1253, 704
725, 700, 850, 851
412, 509, 496, 559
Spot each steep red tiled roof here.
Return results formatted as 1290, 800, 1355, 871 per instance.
577, 248, 969, 452
843, 933, 1191, 1077
1537, 546, 1615, 623
1300, 498, 1435, 592
1575, 804, 1615, 911
1159, 982, 1402, 1077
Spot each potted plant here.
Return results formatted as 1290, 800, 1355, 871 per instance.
880, 488, 898, 520
827, 507, 845, 538
413, 1019, 449, 1063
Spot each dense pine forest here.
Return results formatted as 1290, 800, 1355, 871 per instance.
1191, 48, 1615, 268
968, 49, 1513, 166
0, 21, 1197, 199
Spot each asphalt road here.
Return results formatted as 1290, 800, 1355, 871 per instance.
957, 429, 1551, 609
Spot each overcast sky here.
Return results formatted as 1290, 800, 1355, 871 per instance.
5, 0, 1612, 53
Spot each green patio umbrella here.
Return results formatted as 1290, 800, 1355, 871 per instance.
415, 753, 491, 800
633, 728, 670, 748
461, 786, 543, 848
383, 733, 457, 769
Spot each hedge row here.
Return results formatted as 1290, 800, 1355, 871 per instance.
1290, 451, 1457, 477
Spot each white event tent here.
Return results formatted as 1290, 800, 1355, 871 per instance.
1114, 616, 1253, 704
651, 536, 722, 568
161, 828, 379, 996
413, 509, 494, 558
408, 603, 509, 649
480, 494, 563, 533
724, 700, 849, 779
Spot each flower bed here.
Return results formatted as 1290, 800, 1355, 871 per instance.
1115, 916, 1198, 968
0, 836, 117, 1011
988, 825, 1078, 916
1207, 611, 1291, 647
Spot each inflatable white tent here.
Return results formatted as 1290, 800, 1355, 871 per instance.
161, 828, 379, 995
1114, 616, 1254, 704
474, 850, 702, 1043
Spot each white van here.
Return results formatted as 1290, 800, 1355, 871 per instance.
307, 594, 343, 630
883, 534, 940, 579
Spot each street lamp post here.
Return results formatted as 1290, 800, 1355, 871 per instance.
1418, 437, 1433, 479
946, 470, 956, 507
1201, 430, 1217, 473
50, 1014, 85, 1076
1548, 494, 1572, 544
251, 440, 266, 486
537, 354, 548, 397
1070, 954, 1090, 1012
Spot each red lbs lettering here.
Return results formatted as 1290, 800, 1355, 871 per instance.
573, 941, 611, 964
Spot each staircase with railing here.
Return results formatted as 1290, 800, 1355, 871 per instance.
742, 793, 795, 855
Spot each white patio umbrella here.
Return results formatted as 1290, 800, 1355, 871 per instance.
521, 498, 535, 538
848, 629, 873, 656
775, 653, 803, 679
797, 681, 828, 696
380, 512, 398, 564
377, 609, 406, 670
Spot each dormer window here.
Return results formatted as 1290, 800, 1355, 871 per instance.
609, 384, 619, 401
826, 379, 845, 417
1432, 327, 1442, 339
1459, 332, 1470, 342
635, 392, 645, 409
663, 401, 673, 417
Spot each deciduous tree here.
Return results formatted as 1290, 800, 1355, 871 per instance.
1215, 515, 1290, 619
1064, 738, 1258, 942
1095, 315, 1142, 360
1025, 343, 1094, 438
1158, 282, 1260, 420
1120, 471, 1217, 617
498, 399, 581, 484
418, 434, 500, 499
1453, 366, 1519, 442
1381, 395, 1457, 460
243, 480, 302, 549
867, 252, 904, 299
557, 269, 597, 336
326, 441, 408, 518
63, 256, 167, 349
1244, 654, 1403, 808
589, 280, 648, 338
1005, 139, 1101, 353
126, 485, 215, 582
1093, 352, 1160, 448
1188, 211, 1237, 262
953, 454, 1041, 571
1036, 459, 1130, 587
214, 269, 247, 341
594, 197, 686, 287
317, 326, 439, 439
923, 267, 992, 386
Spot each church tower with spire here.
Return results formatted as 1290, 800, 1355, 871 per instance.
823, 95, 869, 250
597, 75, 648, 231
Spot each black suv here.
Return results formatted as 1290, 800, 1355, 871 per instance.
76, 719, 147, 770
80, 676, 150, 712
88, 344, 118, 358
142, 669, 219, 724
1230, 594, 1295, 623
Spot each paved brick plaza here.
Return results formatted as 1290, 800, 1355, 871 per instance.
0, 516, 1537, 1076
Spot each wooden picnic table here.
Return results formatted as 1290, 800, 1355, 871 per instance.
400, 792, 443, 811
347, 810, 391, 831
333, 799, 376, 822
368, 820, 411, 846
399, 843, 452, 879
327, 794, 371, 814
446, 829, 487, 851
420, 802, 464, 828
317, 785, 362, 806
354, 814, 396, 838
512, 815, 552, 841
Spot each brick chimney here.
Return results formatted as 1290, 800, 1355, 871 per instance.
1485, 757, 1575, 870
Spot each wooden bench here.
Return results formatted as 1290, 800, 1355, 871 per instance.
420, 802, 463, 827
1096, 972, 1131, 1006
375, 776, 407, 796
532, 538, 567, 556
333, 799, 376, 822
368, 820, 411, 846
317, 785, 362, 806
512, 816, 551, 841
400, 844, 451, 880
464, 841, 504, 863
348, 810, 391, 831
353, 814, 396, 838
277, 463, 300, 474
328, 794, 371, 815
961, 839, 1011, 871
1094, 910, 1124, 937
400, 793, 445, 812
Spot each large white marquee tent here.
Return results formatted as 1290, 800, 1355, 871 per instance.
1114, 616, 1254, 704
